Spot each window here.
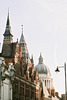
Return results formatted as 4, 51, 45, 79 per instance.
15, 84, 18, 92
20, 82, 24, 95
26, 85, 30, 97
20, 87, 24, 95
31, 87, 35, 98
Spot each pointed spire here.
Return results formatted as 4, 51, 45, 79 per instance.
6, 9, 10, 27
4, 11, 12, 35
31, 55, 34, 64
17, 38, 18, 43
21, 25, 23, 35
39, 53, 43, 64
3, 11, 13, 43
19, 26, 31, 63
8, 8, 9, 14
19, 25, 26, 44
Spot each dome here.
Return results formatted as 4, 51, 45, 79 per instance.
34, 53, 51, 75
35, 63, 48, 74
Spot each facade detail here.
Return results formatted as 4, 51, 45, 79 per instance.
0, 13, 40, 100
0, 57, 15, 100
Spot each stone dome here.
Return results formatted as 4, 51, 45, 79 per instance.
35, 53, 51, 75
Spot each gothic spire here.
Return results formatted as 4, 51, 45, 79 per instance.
19, 25, 26, 44
19, 26, 31, 63
3, 11, 13, 43
31, 55, 34, 64
6, 10, 10, 26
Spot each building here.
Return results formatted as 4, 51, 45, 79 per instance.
0, 12, 40, 100
35, 53, 62, 100
1, 12, 22, 66
0, 57, 15, 100
0, 11, 65, 100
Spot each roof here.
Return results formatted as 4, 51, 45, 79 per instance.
19, 30, 31, 63
34, 53, 51, 75
35, 64, 48, 74
2, 42, 17, 58
3, 12, 13, 36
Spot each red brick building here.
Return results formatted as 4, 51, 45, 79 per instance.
0, 12, 40, 100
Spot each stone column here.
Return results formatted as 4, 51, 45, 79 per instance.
1, 82, 3, 100
9, 81, 12, 100
47, 80, 48, 89
49, 80, 50, 89
46, 80, 47, 88
45, 80, 46, 87
50, 80, 51, 89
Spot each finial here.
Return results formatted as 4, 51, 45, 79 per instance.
40, 52, 42, 56
21, 25, 23, 35
31, 54, 33, 59
17, 38, 18, 43
8, 8, 9, 15
39, 52, 43, 64
31, 54, 34, 64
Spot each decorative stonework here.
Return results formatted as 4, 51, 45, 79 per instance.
0, 57, 15, 100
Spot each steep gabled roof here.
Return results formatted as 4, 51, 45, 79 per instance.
2, 42, 17, 58
3, 12, 13, 36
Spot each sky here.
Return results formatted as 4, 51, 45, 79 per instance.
0, 0, 67, 96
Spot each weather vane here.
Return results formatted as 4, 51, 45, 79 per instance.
8, 8, 9, 14
21, 25, 23, 34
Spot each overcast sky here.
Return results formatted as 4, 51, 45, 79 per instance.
0, 0, 67, 96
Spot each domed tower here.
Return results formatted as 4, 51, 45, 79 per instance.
35, 53, 54, 95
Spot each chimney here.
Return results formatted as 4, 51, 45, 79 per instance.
55, 92, 59, 97
61, 94, 65, 100
51, 89, 55, 97
47, 89, 51, 94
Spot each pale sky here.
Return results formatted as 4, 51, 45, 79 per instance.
0, 0, 67, 96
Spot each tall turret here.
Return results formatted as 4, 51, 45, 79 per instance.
19, 25, 31, 63
3, 12, 13, 43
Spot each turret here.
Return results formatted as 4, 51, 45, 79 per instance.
19, 25, 31, 63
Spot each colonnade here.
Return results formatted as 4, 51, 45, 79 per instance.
41, 79, 51, 89
45, 80, 51, 89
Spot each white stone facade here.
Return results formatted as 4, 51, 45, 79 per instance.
34, 54, 60, 100
39, 74, 54, 90
35, 54, 54, 91
0, 57, 15, 100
